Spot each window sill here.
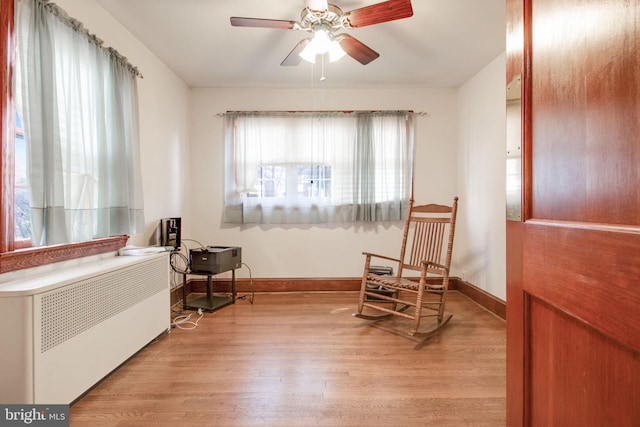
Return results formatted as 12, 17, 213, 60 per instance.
0, 235, 129, 274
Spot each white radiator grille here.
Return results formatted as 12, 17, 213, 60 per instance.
40, 255, 168, 353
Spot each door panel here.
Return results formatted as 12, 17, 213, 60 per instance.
529, 298, 640, 426
523, 223, 640, 353
506, 0, 640, 425
530, 0, 640, 224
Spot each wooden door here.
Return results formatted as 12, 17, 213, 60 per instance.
506, 0, 640, 425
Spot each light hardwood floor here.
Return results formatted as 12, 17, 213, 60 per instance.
70, 291, 506, 427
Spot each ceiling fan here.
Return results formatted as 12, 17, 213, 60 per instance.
230, 0, 414, 66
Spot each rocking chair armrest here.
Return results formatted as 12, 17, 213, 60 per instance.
362, 252, 401, 263
421, 260, 449, 274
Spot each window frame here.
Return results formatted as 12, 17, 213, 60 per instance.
0, 0, 126, 274
251, 163, 332, 201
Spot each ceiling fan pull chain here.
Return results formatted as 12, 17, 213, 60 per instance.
320, 54, 326, 81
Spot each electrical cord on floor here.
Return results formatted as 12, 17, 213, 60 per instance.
171, 308, 204, 330
234, 262, 255, 304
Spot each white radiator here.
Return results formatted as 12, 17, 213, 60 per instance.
0, 252, 170, 404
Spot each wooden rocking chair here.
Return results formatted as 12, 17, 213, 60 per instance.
354, 197, 458, 339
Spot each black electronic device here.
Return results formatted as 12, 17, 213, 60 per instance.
161, 217, 181, 249
189, 246, 242, 275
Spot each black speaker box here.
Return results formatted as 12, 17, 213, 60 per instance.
189, 246, 242, 274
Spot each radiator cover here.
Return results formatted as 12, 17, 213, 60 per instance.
0, 252, 170, 404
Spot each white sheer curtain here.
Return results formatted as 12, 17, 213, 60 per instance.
224, 111, 414, 224
14, 0, 144, 246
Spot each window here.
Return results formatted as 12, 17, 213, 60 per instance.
13, 0, 144, 247
250, 164, 331, 199
251, 165, 287, 198
224, 111, 414, 224
0, 0, 140, 272
298, 164, 331, 198
14, 113, 31, 246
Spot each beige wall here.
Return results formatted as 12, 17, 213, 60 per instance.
457, 53, 507, 300
188, 87, 458, 279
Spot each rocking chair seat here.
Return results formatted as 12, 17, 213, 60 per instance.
367, 270, 447, 291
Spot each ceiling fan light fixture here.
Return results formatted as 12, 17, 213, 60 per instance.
329, 40, 346, 62
299, 43, 318, 63
311, 29, 332, 54
299, 29, 346, 64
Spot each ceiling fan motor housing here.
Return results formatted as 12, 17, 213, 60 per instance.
299, 4, 344, 32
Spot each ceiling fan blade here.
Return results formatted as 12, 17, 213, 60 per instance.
281, 39, 311, 66
230, 17, 298, 30
305, 0, 329, 12
343, 0, 413, 28
337, 34, 380, 65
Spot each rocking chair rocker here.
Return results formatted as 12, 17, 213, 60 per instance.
354, 197, 458, 339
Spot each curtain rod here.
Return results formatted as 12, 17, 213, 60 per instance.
41, 0, 143, 78
216, 110, 429, 117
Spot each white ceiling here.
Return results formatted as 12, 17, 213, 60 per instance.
94, 0, 506, 89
